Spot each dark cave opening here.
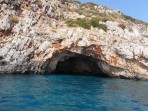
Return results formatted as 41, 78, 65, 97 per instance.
50, 51, 110, 77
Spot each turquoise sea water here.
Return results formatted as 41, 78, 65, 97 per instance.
0, 75, 148, 111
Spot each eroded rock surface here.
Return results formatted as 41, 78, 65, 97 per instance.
0, 0, 148, 79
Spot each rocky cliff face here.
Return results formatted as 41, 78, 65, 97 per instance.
0, 0, 148, 79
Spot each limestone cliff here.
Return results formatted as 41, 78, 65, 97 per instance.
0, 0, 148, 79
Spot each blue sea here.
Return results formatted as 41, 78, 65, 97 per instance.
0, 75, 148, 111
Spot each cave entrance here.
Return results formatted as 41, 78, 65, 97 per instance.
50, 51, 110, 77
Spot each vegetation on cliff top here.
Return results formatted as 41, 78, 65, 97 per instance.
143, 35, 148, 38
123, 15, 148, 25
66, 0, 148, 25
66, 18, 107, 31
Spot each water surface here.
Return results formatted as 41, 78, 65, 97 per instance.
0, 75, 148, 111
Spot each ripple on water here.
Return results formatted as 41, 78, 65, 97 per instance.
0, 75, 148, 111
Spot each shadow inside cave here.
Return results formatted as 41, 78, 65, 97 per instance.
49, 51, 110, 77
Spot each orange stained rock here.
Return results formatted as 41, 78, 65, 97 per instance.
109, 54, 119, 66
0, 31, 6, 37
94, 45, 104, 58
82, 45, 104, 58
52, 42, 60, 48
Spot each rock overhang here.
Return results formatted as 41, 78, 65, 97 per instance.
49, 50, 110, 77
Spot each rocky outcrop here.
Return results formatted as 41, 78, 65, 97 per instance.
0, 0, 148, 79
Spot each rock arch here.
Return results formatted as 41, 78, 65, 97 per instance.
48, 50, 110, 77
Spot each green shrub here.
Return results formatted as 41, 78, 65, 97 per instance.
65, 19, 78, 27
74, 9, 82, 15
96, 13, 116, 22
143, 35, 148, 38
124, 15, 136, 22
89, 18, 107, 31
118, 23, 126, 30
65, 0, 73, 3
128, 27, 133, 32
66, 18, 91, 29
65, 18, 107, 31
85, 2, 96, 7
89, 17, 100, 27
11, 16, 20, 23
123, 15, 147, 25
73, 1, 81, 4
97, 24, 107, 32
76, 18, 91, 29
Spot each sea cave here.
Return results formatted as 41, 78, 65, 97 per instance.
49, 51, 110, 77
